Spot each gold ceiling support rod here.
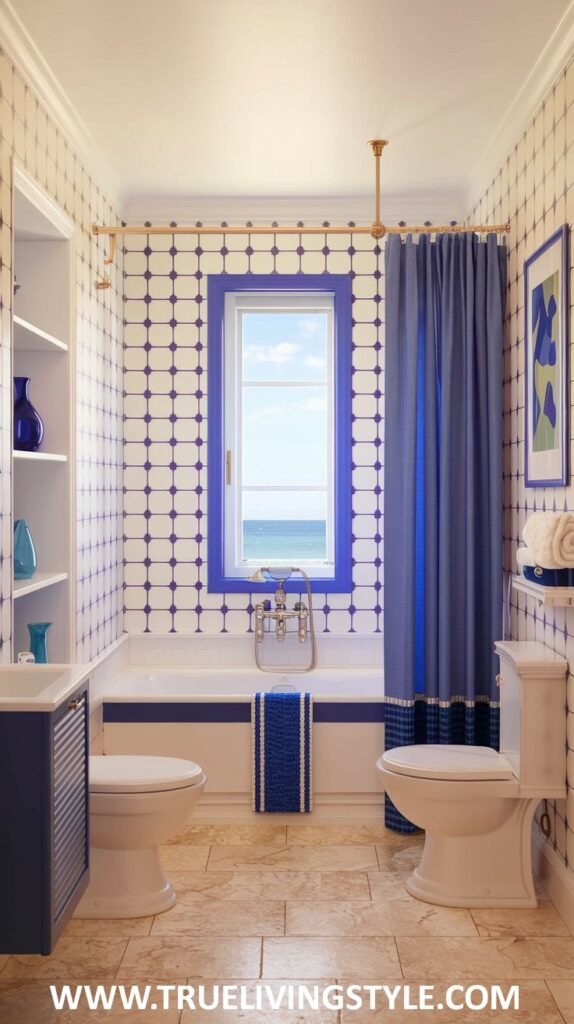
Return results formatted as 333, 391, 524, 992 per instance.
368, 139, 388, 238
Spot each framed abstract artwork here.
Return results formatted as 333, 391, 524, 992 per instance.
524, 224, 570, 486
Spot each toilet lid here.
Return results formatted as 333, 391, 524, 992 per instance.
89, 755, 204, 793
382, 744, 515, 781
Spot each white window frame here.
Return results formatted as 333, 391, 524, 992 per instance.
223, 291, 336, 579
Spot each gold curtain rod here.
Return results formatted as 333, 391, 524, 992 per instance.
92, 222, 510, 237
92, 141, 510, 287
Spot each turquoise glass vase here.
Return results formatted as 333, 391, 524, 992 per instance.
28, 622, 51, 664
13, 519, 37, 579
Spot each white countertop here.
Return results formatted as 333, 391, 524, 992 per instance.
0, 664, 92, 712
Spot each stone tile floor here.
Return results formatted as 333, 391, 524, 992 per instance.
0, 824, 573, 1021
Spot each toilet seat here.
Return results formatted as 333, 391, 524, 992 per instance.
382, 744, 515, 782
89, 755, 204, 794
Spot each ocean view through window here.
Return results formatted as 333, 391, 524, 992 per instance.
207, 275, 352, 593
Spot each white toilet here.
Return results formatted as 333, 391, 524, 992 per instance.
377, 641, 567, 908
75, 754, 206, 919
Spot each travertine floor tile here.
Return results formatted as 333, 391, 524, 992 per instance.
180, 979, 339, 1023
64, 917, 154, 937
339, 980, 563, 1022
0, 979, 181, 1023
472, 906, 570, 937
0, 956, 8, 975
375, 843, 423, 877
287, 898, 477, 937
367, 871, 414, 901
159, 846, 210, 871
287, 825, 390, 846
118, 937, 261, 979
167, 825, 287, 846
151, 900, 285, 936
170, 870, 371, 901
1, 939, 128, 980
207, 845, 378, 873
546, 980, 574, 1023
397, 937, 574, 980
262, 937, 401, 979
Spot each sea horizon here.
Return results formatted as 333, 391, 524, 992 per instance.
243, 519, 327, 560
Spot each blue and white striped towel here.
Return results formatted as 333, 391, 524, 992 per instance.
252, 692, 313, 813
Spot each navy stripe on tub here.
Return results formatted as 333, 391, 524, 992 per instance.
102, 701, 385, 724
252, 692, 313, 814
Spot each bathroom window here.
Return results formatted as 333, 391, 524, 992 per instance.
207, 275, 352, 593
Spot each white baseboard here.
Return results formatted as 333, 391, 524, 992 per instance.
532, 827, 574, 934
192, 792, 386, 826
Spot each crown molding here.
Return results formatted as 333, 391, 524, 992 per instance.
123, 189, 465, 228
13, 159, 75, 238
465, 0, 574, 211
0, 0, 124, 213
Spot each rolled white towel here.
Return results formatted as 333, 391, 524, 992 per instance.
516, 546, 536, 571
523, 511, 574, 569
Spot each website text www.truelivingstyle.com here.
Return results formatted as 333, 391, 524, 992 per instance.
49, 982, 521, 1014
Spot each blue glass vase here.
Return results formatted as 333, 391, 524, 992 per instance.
14, 376, 44, 452
13, 519, 37, 579
28, 622, 51, 664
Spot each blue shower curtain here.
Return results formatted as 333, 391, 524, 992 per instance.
383, 232, 507, 832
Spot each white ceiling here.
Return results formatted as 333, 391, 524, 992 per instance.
7, 0, 574, 210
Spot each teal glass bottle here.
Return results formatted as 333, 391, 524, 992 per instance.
28, 622, 51, 664
13, 519, 37, 579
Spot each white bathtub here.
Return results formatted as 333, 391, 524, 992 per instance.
106, 667, 384, 699
90, 634, 386, 823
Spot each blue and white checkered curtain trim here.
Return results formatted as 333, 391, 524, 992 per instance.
252, 692, 313, 813
383, 696, 500, 833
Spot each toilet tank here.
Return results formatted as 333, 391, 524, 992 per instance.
495, 641, 567, 798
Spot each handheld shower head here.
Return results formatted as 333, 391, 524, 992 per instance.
246, 567, 295, 584
246, 568, 268, 584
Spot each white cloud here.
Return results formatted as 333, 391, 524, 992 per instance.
243, 342, 300, 365
296, 317, 322, 335
303, 355, 325, 370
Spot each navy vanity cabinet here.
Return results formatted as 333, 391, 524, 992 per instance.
0, 684, 89, 955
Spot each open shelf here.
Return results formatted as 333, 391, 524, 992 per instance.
13, 315, 67, 353
13, 572, 68, 600
13, 450, 67, 463
512, 574, 574, 607
11, 165, 75, 664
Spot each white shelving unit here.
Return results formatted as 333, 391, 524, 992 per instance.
11, 164, 75, 663
511, 574, 574, 607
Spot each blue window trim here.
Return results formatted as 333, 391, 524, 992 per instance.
207, 273, 353, 594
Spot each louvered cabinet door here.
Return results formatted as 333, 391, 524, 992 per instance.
51, 688, 89, 935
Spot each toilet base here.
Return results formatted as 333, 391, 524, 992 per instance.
74, 847, 176, 919
405, 797, 539, 908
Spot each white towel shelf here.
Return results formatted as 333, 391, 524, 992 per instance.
511, 574, 574, 607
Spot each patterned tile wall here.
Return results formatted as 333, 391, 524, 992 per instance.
123, 231, 384, 633
468, 56, 574, 873
0, 46, 124, 662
